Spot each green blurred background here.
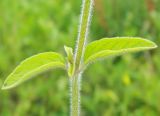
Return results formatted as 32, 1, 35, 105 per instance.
0, 0, 160, 115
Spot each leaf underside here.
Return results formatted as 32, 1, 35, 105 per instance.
2, 52, 66, 90
84, 37, 157, 65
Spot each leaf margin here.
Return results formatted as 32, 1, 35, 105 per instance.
1, 52, 66, 90
84, 37, 157, 65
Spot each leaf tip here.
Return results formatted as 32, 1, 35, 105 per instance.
1, 78, 17, 90
153, 43, 158, 48
146, 39, 158, 49
132, 37, 158, 49
1, 82, 17, 90
138, 38, 157, 48
1, 83, 8, 90
149, 42, 158, 50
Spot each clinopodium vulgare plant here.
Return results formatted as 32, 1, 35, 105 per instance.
2, 0, 157, 116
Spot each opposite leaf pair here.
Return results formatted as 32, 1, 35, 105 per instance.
1, 37, 157, 90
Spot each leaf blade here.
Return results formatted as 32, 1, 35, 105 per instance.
84, 37, 157, 65
2, 52, 66, 90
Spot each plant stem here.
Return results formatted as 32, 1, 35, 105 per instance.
70, 0, 93, 116
70, 74, 81, 116
74, 0, 93, 71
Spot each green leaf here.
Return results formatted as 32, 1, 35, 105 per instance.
84, 37, 157, 65
2, 52, 66, 90
64, 45, 74, 64
64, 45, 75, 77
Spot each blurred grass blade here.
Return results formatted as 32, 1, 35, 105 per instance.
2, 52, 66, 90
84, 37, 157, 65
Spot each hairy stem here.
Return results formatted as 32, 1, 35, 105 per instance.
70, 0, 93, 116
70, 74, 81, 116
74, 0, 93, 71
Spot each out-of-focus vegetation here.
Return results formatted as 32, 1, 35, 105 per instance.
0, 0, 160, 115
